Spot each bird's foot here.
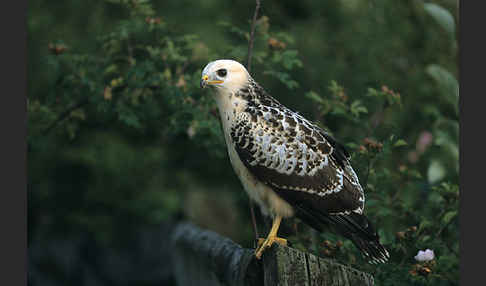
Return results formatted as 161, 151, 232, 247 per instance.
255, 236, 287, 259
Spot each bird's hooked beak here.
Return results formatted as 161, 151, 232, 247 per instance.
200, 74, 224, 88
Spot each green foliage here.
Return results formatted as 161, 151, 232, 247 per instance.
296, 84, 458, 285
219, 15, 303, 90
424, 3, 456, 40
301, 76, 458, 283
28, 0, 458, 285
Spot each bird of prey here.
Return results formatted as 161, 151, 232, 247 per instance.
200, 59, 389, 264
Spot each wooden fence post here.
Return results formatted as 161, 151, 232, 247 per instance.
170, 222, 374, 286
262, 244, 374, 286
171, 222, 263, 286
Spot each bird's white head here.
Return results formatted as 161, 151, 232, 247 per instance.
200, 59, 250, 93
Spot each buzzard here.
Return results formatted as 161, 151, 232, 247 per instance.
200, 59, 389, 264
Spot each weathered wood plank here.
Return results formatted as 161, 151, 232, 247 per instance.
306, 252, 322, 286
262, 244, 374, 286
263, 244, 309, 286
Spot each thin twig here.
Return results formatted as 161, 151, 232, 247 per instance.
246, 0, 261, 73
127, 37, 134, 64
445, 240, 459, 257
363, 155, 372, 187
42, 98, 89, 135
246, 0, 262, 243
249, 200, 259, 245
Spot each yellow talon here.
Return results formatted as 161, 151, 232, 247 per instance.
257, 237, 287, 248
255, 216, 287, 259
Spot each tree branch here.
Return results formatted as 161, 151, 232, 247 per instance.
246, 0, 262, 242
42, 98, 89, 135
363, 155, 372, 187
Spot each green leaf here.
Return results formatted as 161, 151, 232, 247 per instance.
330, 105, 347, 116
419, 220, 433, 233
328, 80, 344, 96
104, 64, 119, 75
393, 139, 408, 147
427, 160, 446, 184
434, 130, 459, 166
280, 50, 303, 70
345, 142, 359, 150
365, 87, 381, 97
426, 64, 459, 113
426, 65, 458, 94
305, 91, 324, 103
424, 3, 456, 39
442, 210, 457, 224
350, 100, 368, 117
264, 70, 299, 89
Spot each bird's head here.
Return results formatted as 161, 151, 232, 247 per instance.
200, 59, 249, 93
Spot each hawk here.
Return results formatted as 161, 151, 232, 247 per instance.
200, 59, 389, 264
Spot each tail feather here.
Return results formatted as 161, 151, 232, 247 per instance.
292, 204, 390, 264
331, 213, 389, 263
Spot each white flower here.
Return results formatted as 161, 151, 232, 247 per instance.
414, 249, 435, 262
186, 121, 198, 139
187, 126, 196, 138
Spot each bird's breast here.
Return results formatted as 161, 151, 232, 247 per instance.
215, 94, 294, 218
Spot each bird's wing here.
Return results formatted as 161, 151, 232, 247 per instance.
231, 82, 389, 263
231, 102, 365, 215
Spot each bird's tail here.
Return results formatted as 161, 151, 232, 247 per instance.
326, 212, 389, 264
293, 205, 390, 264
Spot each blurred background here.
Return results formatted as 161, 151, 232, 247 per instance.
28, 0, 459, 285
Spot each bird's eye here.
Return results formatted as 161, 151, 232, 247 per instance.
217, 69, 227, 77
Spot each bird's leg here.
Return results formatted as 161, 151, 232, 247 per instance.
255, 215, 287, 259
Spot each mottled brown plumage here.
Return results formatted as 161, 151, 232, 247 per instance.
201, 59, 389, 263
